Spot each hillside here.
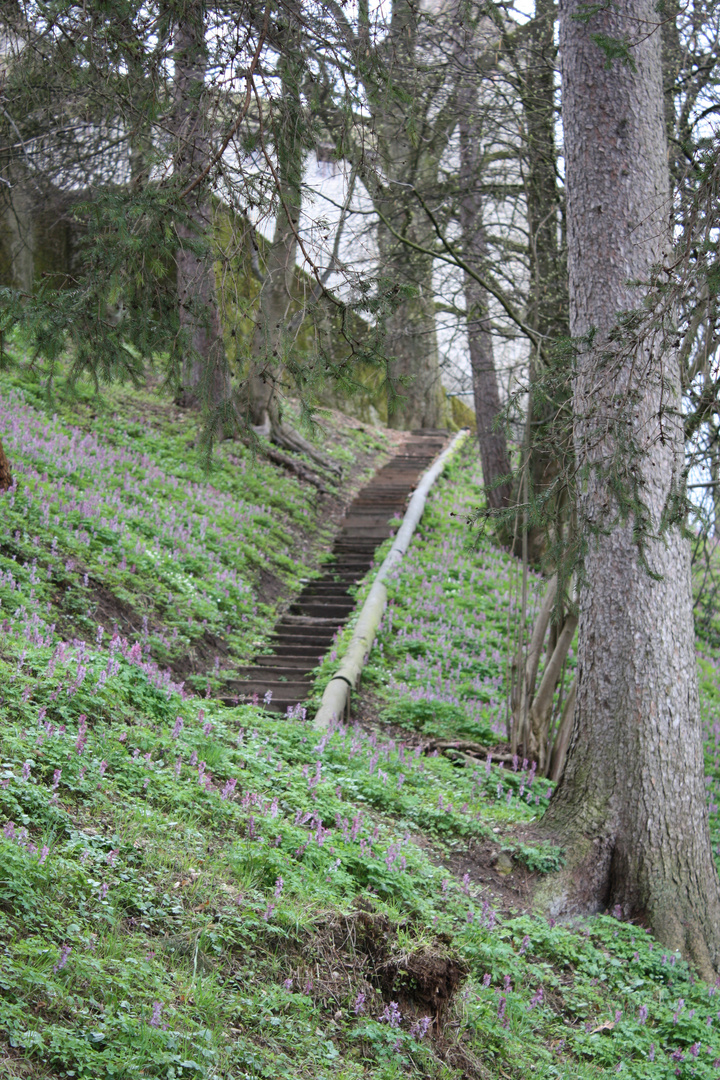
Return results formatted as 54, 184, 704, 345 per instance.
2, 371, 720, 1079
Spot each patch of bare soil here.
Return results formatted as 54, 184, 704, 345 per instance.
256, 566, 284, 607
445, 835, 535, 916
263, 903, 498, 1078
280, 904, 467, 1031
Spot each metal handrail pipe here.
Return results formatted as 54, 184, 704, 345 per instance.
312, 428, 470, 730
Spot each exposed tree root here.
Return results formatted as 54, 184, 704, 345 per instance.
269, 415, 342, 478
0, 438, 12, 491
258, 442, 329, 494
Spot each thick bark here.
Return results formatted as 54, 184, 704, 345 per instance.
660, 0, 682, 182
539, 0, 720, 975
517, 0, 570, 562
245, 15, 338, 477
379, 257, 447, 431
5, 165, 34, 293
369, 0, 448, 432
0, 437, 12, 490
458, 102, 512, 509
247, 14, 303, 434
172, 0, 230, 411
523, 0, 566, 345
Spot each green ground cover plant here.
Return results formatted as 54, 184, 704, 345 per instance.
0, 359, 386, 695
3, 374, 720, 1077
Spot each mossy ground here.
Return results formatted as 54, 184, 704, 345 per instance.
2, 370, 720, 1079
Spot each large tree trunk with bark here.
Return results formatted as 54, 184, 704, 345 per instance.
244, 10, 339, 476
246, 125, 301, 435
172, 0, 230, 411
521, 0, 569, 563
458, 109, 511, 509
378, 248, 447, 431
370, 0, 448, 432
5, 164, 35, 293
538, 0, 720, 975
246, 10, 305, 438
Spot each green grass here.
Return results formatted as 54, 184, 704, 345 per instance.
0, 357, 387, 694
2, 369, 720, 1078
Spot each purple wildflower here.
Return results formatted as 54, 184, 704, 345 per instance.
75, 714, 88, 754
409, 1016, 432, 1039
381, 1001, 402, 1028
149, 1002, 162, 1028
54, 945, 71, 972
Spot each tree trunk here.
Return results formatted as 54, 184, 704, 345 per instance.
5, 164, 35, 293
660, 0, 681, 182
0, 437, 12, 490
172, 0, 230, 411
247, 12, 304, 434
711, 430, 720, 538
457, 62, 512, 509
370, 0, 448, 432
517, 0, 569, 562
459, 213, 511, 508
380, 255, 447, 431
538, 0, 720, 975
243, 11, 339, 476
465, 264, 511, 509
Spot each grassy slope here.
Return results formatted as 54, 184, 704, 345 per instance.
0, 366, 388, 693
2, 379, 720, 1079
